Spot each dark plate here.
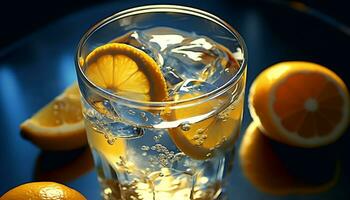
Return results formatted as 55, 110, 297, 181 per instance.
0, 0, 349, 199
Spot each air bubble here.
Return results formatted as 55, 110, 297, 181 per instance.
153, 136, 160, 142
142, 152, 147, 156
128, 110, 136, 115
55, 119, 62, 125
186, 168, 194, 175
107, 138, 115, 145
141, 145, 150, 151
140, 112, 148, 122
199, 177, 209, 184
180, 122, 191, 131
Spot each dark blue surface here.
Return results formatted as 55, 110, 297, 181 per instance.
0, 0, 349, 199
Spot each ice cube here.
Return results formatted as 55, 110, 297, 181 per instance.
112, 30, 164, 66
111, 103, 162, 127
168, 79, 218, 100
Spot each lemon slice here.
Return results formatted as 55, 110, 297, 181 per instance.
249, 61, 349, 147
83, 43, 167, 101
20, 83, 86, 151
168, 93, 243, 160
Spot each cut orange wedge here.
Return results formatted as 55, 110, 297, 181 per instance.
82, 43, 167, 102
168, 93, 243, 160
20, 83, 86, 151
249, 61, 349, 147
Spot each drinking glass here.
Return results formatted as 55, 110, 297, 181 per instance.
75, 5, 247, 200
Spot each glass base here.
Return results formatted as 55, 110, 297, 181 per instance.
99, 178, 228, 200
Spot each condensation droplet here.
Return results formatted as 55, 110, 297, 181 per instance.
196, 128, 204, 134
192, 135, 200, 140
206, 153, 212, 158
53, 110, 59, 115
55, 119, 62, 124
142, 152, 147, 156
53, 104, 59, 110
180, 122, 191, 131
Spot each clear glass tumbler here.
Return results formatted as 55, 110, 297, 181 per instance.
75, 5, 247, 200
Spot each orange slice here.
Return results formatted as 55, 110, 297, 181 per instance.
239, 122, 339, 195
249, 61, 349, 147
20, 83, 86, 151
0, 182, 86, 200
168, 93, 243, 160
83, 43, 167, 101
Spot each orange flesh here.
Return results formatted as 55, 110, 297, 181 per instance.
273, 72, 344, 137
33, 97, 82, 127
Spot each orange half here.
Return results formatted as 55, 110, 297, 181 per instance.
249, 61, 349, 147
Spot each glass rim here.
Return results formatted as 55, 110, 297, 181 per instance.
75, 4, 248, 108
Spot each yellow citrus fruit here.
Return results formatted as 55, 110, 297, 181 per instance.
20, 83, 86, 151
83, 43, 167, 101
249, 61, 349, 147
239, 122, 339, 195
0, 182, 86, 200
168, 93, 243, 160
